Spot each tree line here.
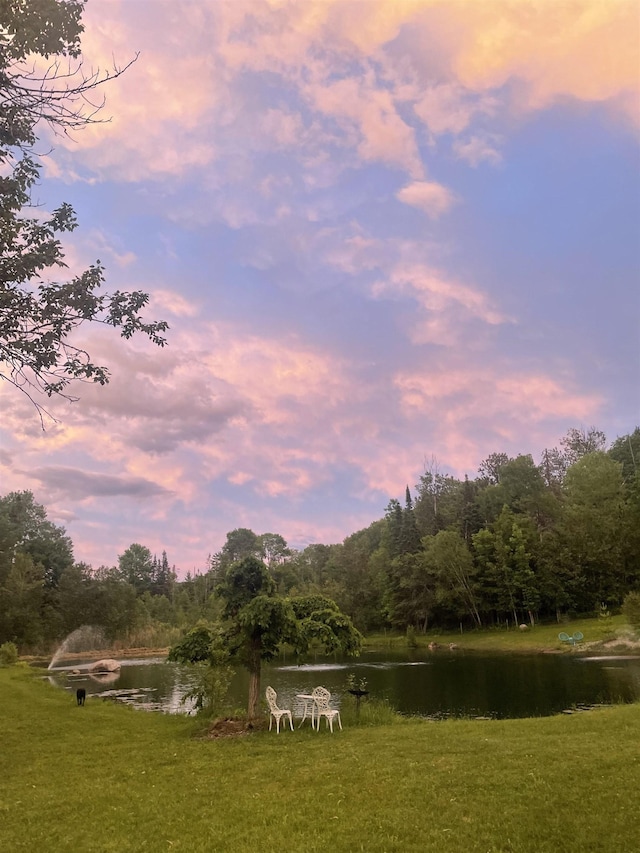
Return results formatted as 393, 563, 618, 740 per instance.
291, 426, 639, 633
1, 426, 638, 650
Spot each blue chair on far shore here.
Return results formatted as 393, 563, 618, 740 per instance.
559, 631, 584, 646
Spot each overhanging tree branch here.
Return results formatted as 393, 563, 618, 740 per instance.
0, 0, 167, 423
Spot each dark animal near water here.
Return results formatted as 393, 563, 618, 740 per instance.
76, 688, 86, 706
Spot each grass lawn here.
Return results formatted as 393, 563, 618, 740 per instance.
363, 614, 630, 653
1, 664, 639, 853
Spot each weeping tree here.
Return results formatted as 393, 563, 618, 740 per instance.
169, 556, 362, 719
289, 593, 363, 657
216, 557, 294, 719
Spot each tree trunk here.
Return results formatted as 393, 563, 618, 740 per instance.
247, 636, 262, 719
248, 666, 260, 719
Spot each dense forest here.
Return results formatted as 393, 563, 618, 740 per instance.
1, 426, 639, 651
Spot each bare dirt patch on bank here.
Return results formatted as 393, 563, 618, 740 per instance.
205, 717, 268, 739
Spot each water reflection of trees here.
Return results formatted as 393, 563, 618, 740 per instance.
44, 655, 640, 718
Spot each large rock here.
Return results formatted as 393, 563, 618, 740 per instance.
88, 658, 121, 673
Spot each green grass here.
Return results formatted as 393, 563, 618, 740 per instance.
364, 614, 629, 653
1, 665, 639, 852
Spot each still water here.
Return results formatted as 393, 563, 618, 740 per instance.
45, 649, 640, 720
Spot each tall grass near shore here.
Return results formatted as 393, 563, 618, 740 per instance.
2, 665, 639, 852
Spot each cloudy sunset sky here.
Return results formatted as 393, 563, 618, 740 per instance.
1, 0, 638, 575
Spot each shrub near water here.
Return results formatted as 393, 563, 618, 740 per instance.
0, 641, 18, 666
622, 592, 640, 629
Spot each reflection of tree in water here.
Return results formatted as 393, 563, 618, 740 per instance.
599, 657, 640, 699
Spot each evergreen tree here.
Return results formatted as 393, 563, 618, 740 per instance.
399, 486, 421, 554
459, 475, 484, 542
383, 498, 403, 558
477, 452, 511, 485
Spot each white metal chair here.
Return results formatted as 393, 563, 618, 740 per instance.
265, 686, 294, 733
312, 686, 342, 733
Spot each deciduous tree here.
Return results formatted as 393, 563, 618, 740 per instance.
118, 543, 154, 594
0, 552, 44, 645
415, 458, 464, 536
0, 490, 72, 588
258, 533, 291, 567
171, 556, 361, 718
425, 530, 482, 627
558, 453, 628, 609
219, 528, 261, 567
0, 0, 167, 415
608, 428, 640, 483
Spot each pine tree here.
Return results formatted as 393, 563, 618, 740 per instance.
399, 486, 421, 554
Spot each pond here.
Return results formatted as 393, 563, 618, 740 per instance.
44, 648, 640, 720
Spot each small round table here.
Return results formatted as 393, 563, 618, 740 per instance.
296, 693, 318, 728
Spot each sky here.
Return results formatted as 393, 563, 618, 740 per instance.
1, 0, 638, 576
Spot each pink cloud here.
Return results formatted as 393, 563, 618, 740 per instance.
413, 82, 498, 135
450, 0, 640, 124
386, 364, 605, 477
372, 262, 510, 334
40, 0, 636, 190
260, 108, 305, 147
395, 366, 602, 428
396, 180, 457, 218
305, 75, 424, 177
325, 230, 386, 274
453, 134, 503, 167
150, 290, 199, 318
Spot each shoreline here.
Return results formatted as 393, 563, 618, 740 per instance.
360, 641, 640, 656
22, 647, 170, 667
21, 636, 640, 668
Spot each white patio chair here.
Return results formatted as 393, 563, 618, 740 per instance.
265, 686, 294, 734
311, 686, 342, 733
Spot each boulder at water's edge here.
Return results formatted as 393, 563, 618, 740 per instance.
89, 658, 121, 673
